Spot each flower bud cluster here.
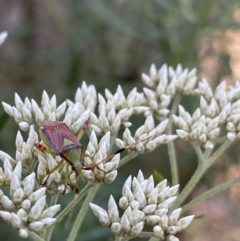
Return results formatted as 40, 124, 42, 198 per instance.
196, 80, 240, 141
90, 86, 147, 135
15, 126, 39, 174
115, 115, 177, 153
142, 64, 198, 119
0, 160, 60, 238
2, 92, 66, 132
225, 81, 240, 140
82, 131, 119, 184
36, 153, 75, 194
90, 170, 194, 240
64, 82, 97, 133
173, 105, 220, 149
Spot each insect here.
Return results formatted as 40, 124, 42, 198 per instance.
35, 120, 159, 193
35, 120, 91, 193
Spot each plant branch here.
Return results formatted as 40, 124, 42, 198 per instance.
56, 182, 93, 223
182, 175, 240, 213
67, 184, 99, 241
166, 93, 182, 186
171, 139, 233, 210
29, 231, 45, 241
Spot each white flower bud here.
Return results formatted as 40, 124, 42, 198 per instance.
120, 214, 131, 232
166, 235, 179, 241
169, 208, 182, 225
142, 204, 156, 214
177, 215, 194, 229
129, 200, 140, 210
104, 171, 117, 184
168, 185, 179, 197
158, 197, 177, 209
13, 107, 23, 123
227, 132, 236, 141
22, 107, 32, 122
153, 225, 164, 239
142, 74, 152, 86
159, 215, 168, 229
19, 228, 28, 238
145, 215, 161, 225
29, 199, 44, 221
130, 221, 144, 236
111, 222, 121, 235
28, 188, 46, 203
207, 128, 220, 139
41, 217, 57, 227
29, 221, 44, 232
204, 141, 214, 149
2, 195, 15, 209
21, 199, 31, 209
12, 161, 22, 181
15, 131, 24, 151
15, 93, 24, 111
11, 213, 23, 229
134, 186, 146, 208
12, 188, 24, 203
0, 211, 11, 221
23, 173, 36, 196
119, 196, 129, 210
41, 204, 61, 218
17, 209, 28, 222
56, 101, 66, 119
2, 102, 13, 116
108, 196, 119, 223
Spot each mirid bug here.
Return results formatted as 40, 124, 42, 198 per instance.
35, 120, 161, 193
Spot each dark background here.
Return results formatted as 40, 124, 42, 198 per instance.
0, 1, 240, 240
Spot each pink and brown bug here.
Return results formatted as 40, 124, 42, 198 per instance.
35, 120, 160, 193
34, 120, 91, 193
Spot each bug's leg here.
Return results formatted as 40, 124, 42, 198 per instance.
34, 143, 58, 156
76, 120, 89, 141
70, 165, 79, 193
42, 159, 65, 186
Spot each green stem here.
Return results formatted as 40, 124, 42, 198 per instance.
118, 153, 138, 168
44, 194, 59, 241
166, 93, 182, 186
171, 139, 232, 210
171, 162, 204, 211
29, 231, 45, 241
67, 184, 99, 241
182, 174, 240, 213
56, 182, 92, 223
148, 238, 159, 241
191, 144, 204, 163
205, 139, 232, 169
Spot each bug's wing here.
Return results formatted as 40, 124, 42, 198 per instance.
41, 125, 64, 152
57, 122, 82, 146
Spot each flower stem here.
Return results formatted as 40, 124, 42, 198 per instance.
29, 231, 45, 241
44, 194, 59, 241
119, 153, 138, 168
171, 139, 232, 210
182, 174, 240, 213
67, 184, 99, 241
56, 182, 93, 223
166, 93, 182, 186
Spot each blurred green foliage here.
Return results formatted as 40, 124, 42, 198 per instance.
0, 0, 239, 240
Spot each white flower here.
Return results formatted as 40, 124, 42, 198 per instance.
0, 31, 8, 46
0, 161, 60, 238
116, 116, 177, 153
90, 170, 194, 239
